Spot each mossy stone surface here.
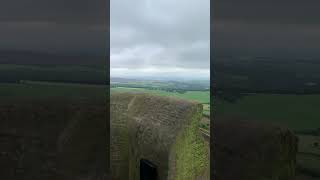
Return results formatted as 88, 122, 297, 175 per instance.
110, 92, 209, 180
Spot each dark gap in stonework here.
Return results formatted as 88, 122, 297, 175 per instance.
140, 159, 158, 180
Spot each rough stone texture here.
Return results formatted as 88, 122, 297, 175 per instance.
57, 103, 108, 180
0, 99, 108, 180
110, 92, 209, 180
213, 118, 298, 180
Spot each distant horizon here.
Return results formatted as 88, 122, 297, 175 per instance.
110, 75, 210, 82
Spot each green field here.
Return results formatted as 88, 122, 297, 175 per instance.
1, 83, 209, 109
0, 64, 106, 84
215, 94, 320, 131
111, 87, 210, 104
0, 82, 107, 103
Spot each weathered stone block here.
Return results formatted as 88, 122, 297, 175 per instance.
111, 92, 209, 180
0, 99, 108, 180
214, 118, 298, 180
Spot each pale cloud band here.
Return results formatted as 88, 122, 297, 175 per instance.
111, 67, 210, 80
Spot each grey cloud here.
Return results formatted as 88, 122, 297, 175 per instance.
0, 0, 108, 55
215, 21, 320, 49
111, 0, 210, 78
0, 0, 107, 25
213, 0, 320, 57
0, 22, 106, 54
214, 0, 320, 25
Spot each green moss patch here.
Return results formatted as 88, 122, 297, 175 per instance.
173, 107, 209, 180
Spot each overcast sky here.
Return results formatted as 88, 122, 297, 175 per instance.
111, 0, 210, 80
214, 0, 320, 57
0, 0, 107, 55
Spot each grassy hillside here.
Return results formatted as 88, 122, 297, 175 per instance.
111, 87, 209, 102
0, 82, 107, 103
111, 87, 209, 103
